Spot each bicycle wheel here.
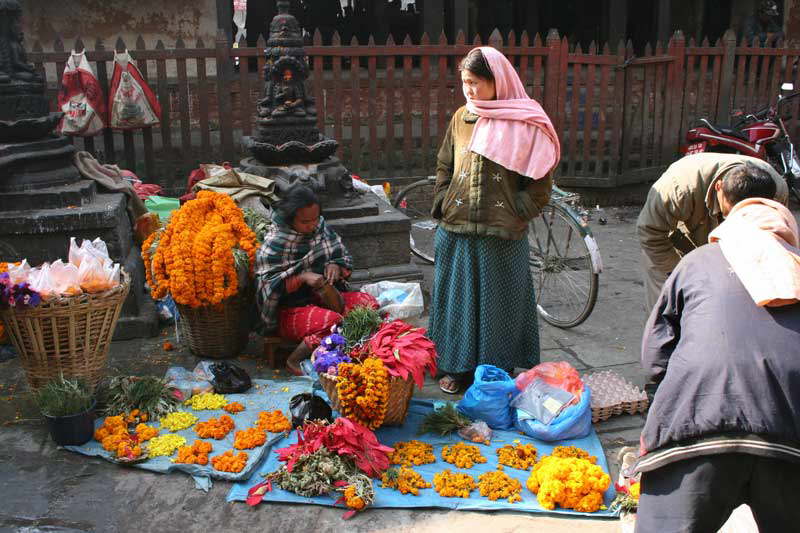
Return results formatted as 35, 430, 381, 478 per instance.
529, 203, 599, 328
392, 177, 437, 264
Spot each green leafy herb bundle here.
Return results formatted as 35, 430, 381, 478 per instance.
341, 306, 383, 349
103, 376, 180, 420
35, 377, 94, 417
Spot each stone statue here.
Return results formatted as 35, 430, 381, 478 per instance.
256, 57, 310, 120
0, 0, 41, 84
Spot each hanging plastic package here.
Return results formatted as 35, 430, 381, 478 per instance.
456, 365, 519, 430
57, 50, 106, 136
289, 393, 333, 428
108, 50, 161, 130
515, 386, 593, 442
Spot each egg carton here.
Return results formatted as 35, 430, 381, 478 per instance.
582, 370, 649, 423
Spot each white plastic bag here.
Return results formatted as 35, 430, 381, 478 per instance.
6, 260, 31, 284
69, 237, 120, 293
360, 280, 424, 320
29, 261, 82, 298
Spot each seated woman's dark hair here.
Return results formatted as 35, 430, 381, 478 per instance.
276, 184, 319, 223
459, 48, 494, 80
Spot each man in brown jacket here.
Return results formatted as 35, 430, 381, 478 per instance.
637, 153, 787, 311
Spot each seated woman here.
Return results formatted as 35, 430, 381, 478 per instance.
255, 185, 378, 375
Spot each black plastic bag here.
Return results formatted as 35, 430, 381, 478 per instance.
210, 362, 252, 394
289, 393, 333, 428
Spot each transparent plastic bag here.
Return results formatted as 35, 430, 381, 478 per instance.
29, 261, 82, 298
360, 280, 424, 320
515, 361, 584, 399
6, 260, 31, 284
193, 360, 216, 382
457, 420, 493, 445
77, 255, 120, 293
69, 237, 111, 267
510, 378, 575, 425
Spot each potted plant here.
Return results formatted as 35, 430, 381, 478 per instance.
35, 376, 96, 446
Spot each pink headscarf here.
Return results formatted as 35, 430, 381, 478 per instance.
465, 47, 561, 180
709, 197, 800, 307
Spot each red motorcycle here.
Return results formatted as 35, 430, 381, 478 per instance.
684, 82, 800, 202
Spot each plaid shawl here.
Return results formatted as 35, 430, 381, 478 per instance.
255, 216, 352, 334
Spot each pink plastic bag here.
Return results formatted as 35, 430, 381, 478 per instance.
515, 361, 584, 399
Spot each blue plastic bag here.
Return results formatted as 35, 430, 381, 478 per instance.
456, 365, 519, 430
515, 386, 592, 442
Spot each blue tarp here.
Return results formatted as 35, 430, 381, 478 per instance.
227, 398, 619, 518
64, 378, 313, 491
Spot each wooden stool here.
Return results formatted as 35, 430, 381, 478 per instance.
263, 336, 286, 369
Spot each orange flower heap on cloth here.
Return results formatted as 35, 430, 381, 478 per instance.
195, 414, 235, 439
433, 470, 477, 498
389, 440, 436, 466
496, 442, 538, 470
234, 427, 267, 449
478, 470, 523, 503
336, 358, 390, 430
381, 467, 431, 495
143, 191, 257, 307
223, 401, 245, 414
255, 410, 292, 433
441, 442, 487, 468
526, 455, 611, 512
212, 450, 248, 473
174, 440, 213, 465
551, 445, 597, 463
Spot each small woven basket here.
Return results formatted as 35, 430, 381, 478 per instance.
177, 289, 252, 359
1, 271, 131, 392
318, 370, 415, 427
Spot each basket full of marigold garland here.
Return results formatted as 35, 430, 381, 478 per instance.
316, 318, 438, 428
142, 191, 257, 358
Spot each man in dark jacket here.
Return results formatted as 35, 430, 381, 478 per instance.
634, 193, 800, 531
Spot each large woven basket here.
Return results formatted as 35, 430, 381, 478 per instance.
0, 271, 130, 392
177, 290, 252, 359
318, 370, 415, 427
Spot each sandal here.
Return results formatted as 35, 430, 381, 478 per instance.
439, 375, 460, 394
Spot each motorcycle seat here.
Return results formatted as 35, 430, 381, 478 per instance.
699, 119, 750, 141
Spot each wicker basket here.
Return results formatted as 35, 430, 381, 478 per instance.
318, 371, 415, 427
0, 271, 130, 392
177, 290, 252, 359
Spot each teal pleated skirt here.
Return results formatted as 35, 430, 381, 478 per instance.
428, 227, 541, 376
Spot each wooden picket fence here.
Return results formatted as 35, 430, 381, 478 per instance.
26, 28, 800, 192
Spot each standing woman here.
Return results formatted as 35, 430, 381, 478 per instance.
429, 47, 560, 394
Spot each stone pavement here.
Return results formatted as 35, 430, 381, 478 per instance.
0, 206, 647, 533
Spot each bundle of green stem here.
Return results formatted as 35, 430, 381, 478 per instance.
35, 376, 94, 417
341, 306, 383, 350
418, 402, 473, 436
103, 376, 181, 420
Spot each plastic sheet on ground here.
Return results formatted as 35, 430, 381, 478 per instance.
64, 378, 312, 491
227, 398, 619, 518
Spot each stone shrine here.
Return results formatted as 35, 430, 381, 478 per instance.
0, 0, 156, 339
240, 0, 420, 282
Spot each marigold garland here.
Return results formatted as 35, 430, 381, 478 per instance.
381, 467, 431, 495
441, 442, 487, 469
212, 450, 249, 473
389, 440, 436, 466
478, 470, 523, 503
255, 410, 292, 433
433, 469, 477, 498
336, 358, 390, 430
526, 455, 610, 512
195, 414, 235, 439
174, 440, 213, 465
143, 191, 257, 307
496, 443, 538, 470
234, 427, 267, 449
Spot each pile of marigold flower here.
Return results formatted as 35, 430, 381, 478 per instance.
195, 414, 235, 439
441, 442, 487, 468
336, 358, 390, 429
496, 442, 538, 470
381, 467, 431, 495
160, 411, 199, 431
142, 190, 257, 308
185, 392, 227, 410
223, 401, 245, 414
478, 470, 523, 503
94, 415, 156, 459
389, 440, 436, 466
174, 440, 213, 465
148, 434, 187, 457
212, 450, 248, 473
550, 445, 597, 463
526, 452, 610, 512
255, 410, 292, 433
433, 469, 477, 498
234, 427, 266, 449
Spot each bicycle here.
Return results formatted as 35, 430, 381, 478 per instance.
392, 176, 601, 328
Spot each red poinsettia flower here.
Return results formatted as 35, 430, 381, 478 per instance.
368, 320, 437, 389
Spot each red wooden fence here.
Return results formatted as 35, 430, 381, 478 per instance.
26, 28, 800, 192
